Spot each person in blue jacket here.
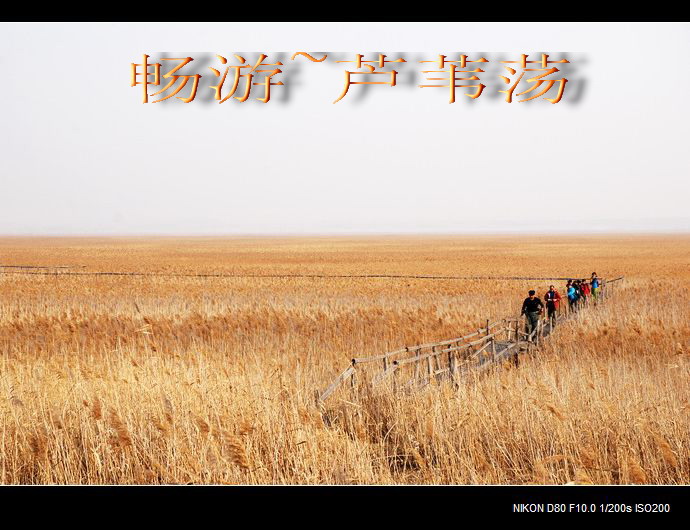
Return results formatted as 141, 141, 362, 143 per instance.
567, 280, 578, 311
591, 272, 601, 302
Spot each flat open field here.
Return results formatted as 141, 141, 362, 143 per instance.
0, 235, 688, 484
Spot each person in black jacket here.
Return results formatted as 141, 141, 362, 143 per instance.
544, 284, 562, 326
521, 290, 544, 339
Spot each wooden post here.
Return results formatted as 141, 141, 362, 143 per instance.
515, 319, 519, 343
350, 359, 356, 389
540, 320, 546, 342
428, 346, 435, 383
393, 362, 398, 392
414, 348, 421, 381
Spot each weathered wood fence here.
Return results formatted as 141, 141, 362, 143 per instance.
317, 276, 625, 405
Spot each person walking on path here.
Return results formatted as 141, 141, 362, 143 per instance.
567, 281, 578, 312
521, 290, 544, 340
574, 280, 583, 310
580, 279, 591, 307
591, 272, 601, 303
544, 284, 562, 327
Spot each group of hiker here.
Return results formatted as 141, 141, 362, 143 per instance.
520, 272, 603, 337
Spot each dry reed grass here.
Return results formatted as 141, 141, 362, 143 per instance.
0, 235, 688, 484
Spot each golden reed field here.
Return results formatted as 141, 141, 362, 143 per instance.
0, 235, 688, 484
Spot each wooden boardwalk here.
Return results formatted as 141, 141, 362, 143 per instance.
317, 276, 624, 405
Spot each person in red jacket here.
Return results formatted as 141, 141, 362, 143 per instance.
580, 279, 591, 306
544, 284, 562, 326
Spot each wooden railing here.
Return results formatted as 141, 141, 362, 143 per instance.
317, 276, 624, 404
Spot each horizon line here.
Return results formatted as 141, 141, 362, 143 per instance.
1, 230, 689, 238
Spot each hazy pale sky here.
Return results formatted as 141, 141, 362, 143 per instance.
1, 22, 689, 234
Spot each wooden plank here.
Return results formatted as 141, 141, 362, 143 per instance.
318, 365, 355, 402
395, 352, 435, 367
468, 339, 493, 359
354, 320, 511, 365
353, 348, 409, 364
391, 334, 503, 367
372, 363, 398, 385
